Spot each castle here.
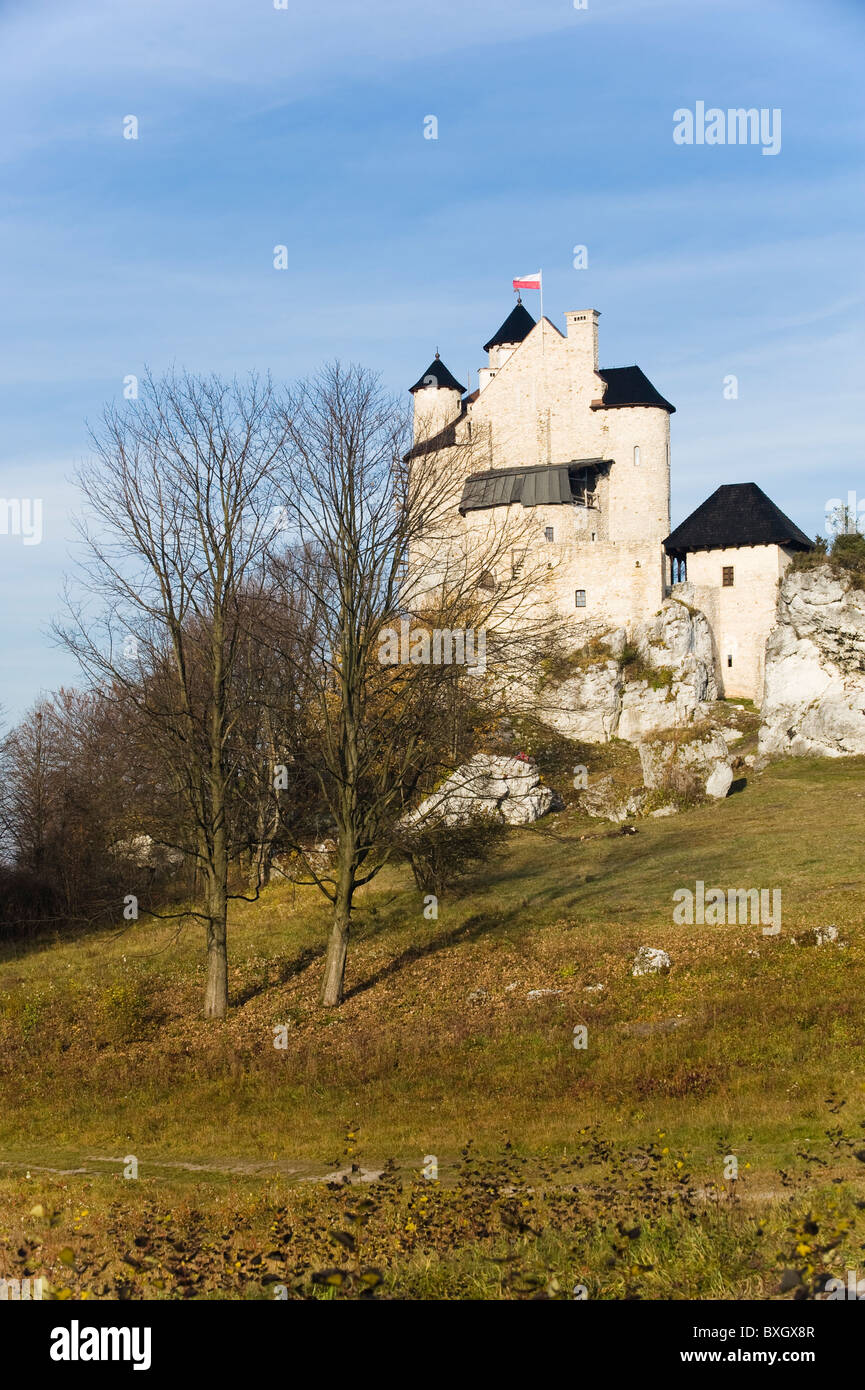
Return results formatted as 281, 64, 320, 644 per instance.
409, 304, 813, 704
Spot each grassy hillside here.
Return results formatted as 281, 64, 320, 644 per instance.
1, 752, 864, 1298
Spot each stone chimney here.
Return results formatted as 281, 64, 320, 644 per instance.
565, 309, 600, 372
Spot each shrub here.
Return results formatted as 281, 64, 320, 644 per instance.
97, 981, 151, 1042
791, 534, 865, 590
619, 643, 674, 692
535, 633, 609, 688
831, 530, 865, 576
395, 816, 510, 898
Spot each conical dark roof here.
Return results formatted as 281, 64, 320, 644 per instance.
483, 302, 536, 354
409, 355, 466, 395
596, 365, 675, 414
664, 483, 813, 555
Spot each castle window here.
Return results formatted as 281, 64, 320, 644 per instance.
727, 654, 733, 668
544, 526, 554, 542
478, 570, 496, 592
575, 589, 586, 608
634, 445, 641, 467
722, 566, 735, 587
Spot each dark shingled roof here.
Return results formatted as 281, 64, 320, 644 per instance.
483, 303, 536, 354
459, 460, 607, 515
409, 356, 466, 395
594, 365, 675, 414
664, 483, 813, 555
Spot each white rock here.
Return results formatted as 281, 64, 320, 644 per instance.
527, 988, 563, 999
705, 763, 734, 799
632, 946, 671, 976
108, 834, 184, 870
404, 754, 557, 828
500, 785, 555, 825
538, 661, 623, 744
760, 567, 865, 757
580, 773, 646, 823
639, 729, 733, 800
528, 597, 718, 745
793, 924, 840, 947
601, 628, 628, 659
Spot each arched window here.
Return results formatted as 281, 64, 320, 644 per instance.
478, 570, 496, 593
633, 445, 641, 467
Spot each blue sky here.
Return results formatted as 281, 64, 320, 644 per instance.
1, 0, 863, 719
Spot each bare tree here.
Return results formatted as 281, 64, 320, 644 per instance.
0, 688, 152, 933
270, 363, 556, 1006
57, 370, 288, 1018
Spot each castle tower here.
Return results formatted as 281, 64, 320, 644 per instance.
479, 301, 536, 389
408, 353, 466, 444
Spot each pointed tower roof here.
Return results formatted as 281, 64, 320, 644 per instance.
483, 302, 536, 354
595, 365, 676, 414
409, 354, 466, 395
664, 483, 813, 555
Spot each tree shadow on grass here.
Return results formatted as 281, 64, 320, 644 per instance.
344, 910, 508, 1002
233, 943, 326, 1006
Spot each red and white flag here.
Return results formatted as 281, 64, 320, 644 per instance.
512, 271, 541, 291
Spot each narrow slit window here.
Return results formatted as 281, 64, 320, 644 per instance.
575, 589, 586, 608
727, 653, 733, 668
634, 445, 641, 466
722, 565, 734, 587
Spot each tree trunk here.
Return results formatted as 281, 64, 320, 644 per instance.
320, 910, 349, 1008
203, 869, 228, 1019
204, 646, 229, 1018
320, 864, 353, 1007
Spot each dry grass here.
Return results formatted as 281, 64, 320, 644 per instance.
1, 753, 864, 1297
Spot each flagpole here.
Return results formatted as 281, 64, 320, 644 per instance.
539, 270, 544, 355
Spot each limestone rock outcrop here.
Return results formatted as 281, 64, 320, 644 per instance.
404, 754, 559, 828
638, 728, 733, 800
759, 568, 865, 757
580, 773, 647, 823
108, 834, 184, 871
536, 597, 718, 745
